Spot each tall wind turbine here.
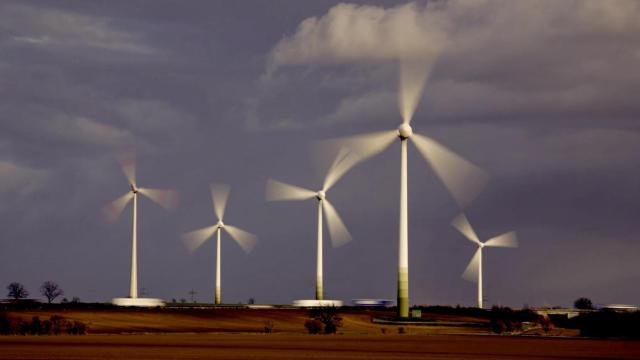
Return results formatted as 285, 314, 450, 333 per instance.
103, 151, 178, 300
182, 183, 257, 305
265, 148, 359, 301
451, 213, 518, 309
317, 62, 489, 318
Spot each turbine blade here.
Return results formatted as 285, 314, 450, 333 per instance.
102, 192, 133, 222
224, 225, 257, 253
485, 231, 518, 248
210, 183, 231, 221
322, 199, 352, 248
116, 150, 136, 187
399, 59, 435, 125
182, 225, 217, 252
265, 179, 315, 202
412, 133, 489, 208
451, 213, 481, 245
314, 130, 397, 165
138, 188, 179, 211
322, 147, 361, 192
462, 248, 481, 283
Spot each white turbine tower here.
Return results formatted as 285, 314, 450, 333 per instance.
103, 151, 178, 306
182, 183, 257, 305
317, 63, 489, 318
451, 213, 518, 309
265, 148, 359, 301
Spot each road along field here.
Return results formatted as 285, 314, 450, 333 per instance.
0, 333, 639, 360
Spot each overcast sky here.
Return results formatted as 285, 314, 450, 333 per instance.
0, 0, 639, 308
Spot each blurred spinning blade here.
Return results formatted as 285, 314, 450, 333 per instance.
399, 59, 433, 125
265, 179, 316, 202
322, 199, 352, 248
102, 192, 134, 222
412, 134, 489, 208
224, 225, 257, 253
182, 225, 218, 252
210, 183, 231, 221
322, 147, 360, 192
451, 213, 481, 245
117, 150, 136, 187
485, 231, 518, 248
462, 248, 481, 282
315, 130, 397, 165
138, 188, 179, 211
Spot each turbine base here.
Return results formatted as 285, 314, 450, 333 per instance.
112, 298, 165, 307
292, 299, 343, 307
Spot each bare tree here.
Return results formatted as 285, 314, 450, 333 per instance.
40, 281, 63, 304
7, 282, 29, 300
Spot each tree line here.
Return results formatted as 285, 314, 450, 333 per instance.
5, 281, 65, 303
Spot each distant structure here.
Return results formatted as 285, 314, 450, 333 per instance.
318, 119, 487, 317
293, 299, 343, 307
104, 151, 177, 307
266, 148, 358, 301
602, 304, 639, 312
351, 299, 394, 307
182, 183, 257, 305
451, 213, 518, 309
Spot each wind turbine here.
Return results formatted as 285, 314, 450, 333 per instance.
265, 148, 359, 301
316, 62, 489, 318
103, 151, 178, 301
182, 183, 257, 305
451, 213, 518, 309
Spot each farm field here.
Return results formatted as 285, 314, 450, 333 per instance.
3, 307, 494, 335
0, 333, 639, 360
1, 307, 638, 359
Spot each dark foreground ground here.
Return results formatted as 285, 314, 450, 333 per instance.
1, 333, 639, 360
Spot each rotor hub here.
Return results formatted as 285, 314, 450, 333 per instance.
397, 123, 413, 139
217, 220, 224, 228
316, 190, 326, 200
130, 184, 138, 194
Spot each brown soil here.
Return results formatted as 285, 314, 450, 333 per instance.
0, 333, 639, 360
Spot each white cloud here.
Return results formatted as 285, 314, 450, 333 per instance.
257, 0, 640, 130
0, 160, 48, 195
1, 4, 156, 55
270, 2, 448, 69
46, 115, 133, 148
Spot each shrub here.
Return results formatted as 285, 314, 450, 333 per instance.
0, 314, 12, 335
489, 306, 540, 334
68, 321, 88, 335
263, 320, 274, 333
304, 319, 323, 334
577, 310, 640, 338
574, 297, 594, 310
308, 307, 343, 334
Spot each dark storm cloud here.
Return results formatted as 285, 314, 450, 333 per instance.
0, 0, 638, 308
